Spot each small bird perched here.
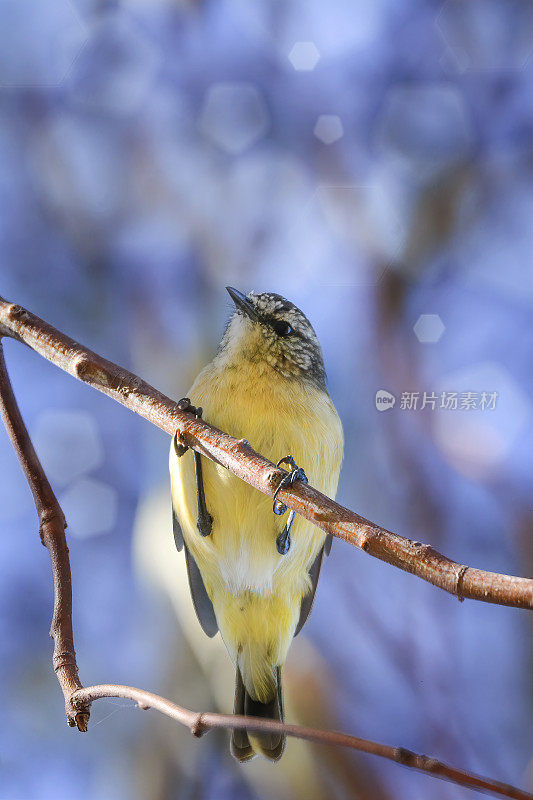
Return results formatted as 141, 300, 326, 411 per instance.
169, 288, 343, 762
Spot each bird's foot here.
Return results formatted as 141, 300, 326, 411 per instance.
272, 456, 308, 516
173, 398, 202, 457
273, 456, 308, 555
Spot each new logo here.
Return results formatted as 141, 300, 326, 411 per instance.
375, 390, 396, 411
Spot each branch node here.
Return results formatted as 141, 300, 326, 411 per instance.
39, 508, 66, 533
74, 356, 111, 388
53, 651, 78, 673
456, 564, 469, 603
266, 468, 280, 487
7, 303, 25, 321
74, 712, 90, 733
232, 438, 251, 453
415, 755, 441, 773
312, 510, 335, 523
395, 747, 417, 765
74, 356, 91, 378
70, 691, 92, 731
361, 527, 385, 552
190, 713, 208, 738
39, 511, 67, 547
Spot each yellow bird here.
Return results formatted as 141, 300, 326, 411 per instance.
169, 287, 343, 762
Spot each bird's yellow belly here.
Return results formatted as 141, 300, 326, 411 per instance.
169, 364, 343, 693
178, 459, 322, 596
171, 368, 340, 594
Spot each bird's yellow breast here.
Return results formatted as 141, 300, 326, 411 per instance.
169, 357, 343, 697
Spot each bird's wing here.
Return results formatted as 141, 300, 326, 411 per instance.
184, 542, 219, 638
172, 505, 184, 551
294, 539, 328, 636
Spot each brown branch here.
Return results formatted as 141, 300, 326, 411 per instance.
70, 684, 533, 800
1, 307, 532, 799
0, 341, 90, 731
0, 295, 531, 608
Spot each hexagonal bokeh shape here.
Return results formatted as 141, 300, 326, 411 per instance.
0, 0, 87, 87
413, 314, 445, 343
32, 409, 104, 487
313, 115, 344, 144
199, 82, 270, 155
286, 183, 405, 288
288, 41, 320, 71
433, 362, 531, 479
377, 84, 472, 173
436, 0, 533, 72
67, 11, 160, 114
61, 477, 118, 538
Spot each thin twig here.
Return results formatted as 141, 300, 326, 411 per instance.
71, 684, 532, 800
0, 295, 531, 609
0, 342, 90, 730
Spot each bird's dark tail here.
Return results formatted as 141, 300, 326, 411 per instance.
231, 666, 285, 762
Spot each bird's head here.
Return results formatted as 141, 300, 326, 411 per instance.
218, 287, 326, 389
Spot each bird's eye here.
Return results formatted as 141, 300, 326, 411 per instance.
273, 320, 293, 337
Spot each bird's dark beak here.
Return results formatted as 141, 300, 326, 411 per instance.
226, 286, 259, 322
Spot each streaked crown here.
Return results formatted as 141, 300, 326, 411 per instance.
219, 288, 326, 389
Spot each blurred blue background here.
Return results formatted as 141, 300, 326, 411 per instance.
1, 1, 533, 798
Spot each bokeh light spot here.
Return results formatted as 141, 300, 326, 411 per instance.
199, 82, 270, 155
413, 314, 445, 343
288, 41, 321, 71
61, 477, 118, 538
313, 115, 344, 144
32, 410, 104, 487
